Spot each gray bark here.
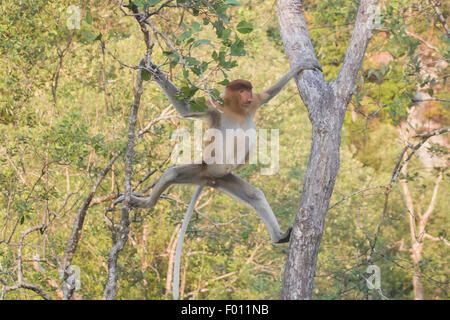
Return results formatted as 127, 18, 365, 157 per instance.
60, 152, 121, 300
276, 0, 379, 299
103, 61, 145, 300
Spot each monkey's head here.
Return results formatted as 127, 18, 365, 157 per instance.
224, 79, 253, 113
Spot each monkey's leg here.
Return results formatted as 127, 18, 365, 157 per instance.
214, 174, 291, 243
117, 164, 209, 208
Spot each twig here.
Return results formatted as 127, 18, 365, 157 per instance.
429, 0, 450, 37
328, 186, 387, 210
1, 225, 51, 300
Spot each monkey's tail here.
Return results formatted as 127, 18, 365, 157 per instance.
172, 185, 204, 300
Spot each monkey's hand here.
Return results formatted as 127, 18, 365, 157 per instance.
260, 58, 322, 105
274, 227, 292, 244
293, 58, 322, 74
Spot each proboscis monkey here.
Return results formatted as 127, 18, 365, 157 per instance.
114, 59, 322, 298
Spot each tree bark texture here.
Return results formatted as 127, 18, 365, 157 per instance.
60, 152, 121, 300
103, 62, 144, 300
277, 0, 379, 299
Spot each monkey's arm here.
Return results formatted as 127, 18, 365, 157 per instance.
259, 59, 322, 105
148, 62, 192, 116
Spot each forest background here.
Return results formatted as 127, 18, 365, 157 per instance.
0, 0, 448, 300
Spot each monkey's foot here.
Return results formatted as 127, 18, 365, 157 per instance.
113, 194, 149, 208
274, 227, 292, 244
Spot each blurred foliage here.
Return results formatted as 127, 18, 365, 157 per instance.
0, 0, 448, 300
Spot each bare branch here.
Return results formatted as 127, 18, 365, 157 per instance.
429, 0, 450, 37
138, 108, 183, 137
390, 126, 449, 185
419, 170, 444, 236
0, 148, 30, 187
423, 233, 450, 246
414, 126, 450, 138
388, 239, 411, 252
328, 185, 387, 210
405, 29, 444, 58
61, 151, 122, 300
1, 225, 51, 300
334, 0, 379, 105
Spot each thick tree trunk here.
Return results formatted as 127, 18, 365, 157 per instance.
277, 0, 379, 299
282, 119, 343, 299
412, 265, 424, 300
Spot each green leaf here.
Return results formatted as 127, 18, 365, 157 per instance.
82, 31, 97, 42
185, 56, 200, 66
149, 0, 163, 6
230, 38, 245, 56
163, 51, 180, 67
134, 0, 146, 7
220, 29, 232, 41
192, 21, 202, 32
193, 39, 213, 47
86, 10, 93, 25
213, 20, 225, 37
190, 97, 207, 112
210, 89, 221, 98
141, 69, 151, 81
179, 30, 192, 42
216, 4, 228, 16
95, 33, 102, 41
180, 86, 199, 99
226, 0, 241, 6
218, 79, 230, 86
237, 21, 253, 34
191, 66, 201, 75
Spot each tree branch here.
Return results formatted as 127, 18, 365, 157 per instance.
334, 0, 379, 106
414, 126, 450, 138
390, 126, 449, 185
276, 0, 327, 114
429, 0, 450, 37
60, 151, 122, 300
423, 233, 449, 246
2, 224, 52, 300
123, 2, 198, 116
103, 59, 145, 300
419, 170, 444, 238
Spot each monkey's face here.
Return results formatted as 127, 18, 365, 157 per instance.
239, 89, 253, 108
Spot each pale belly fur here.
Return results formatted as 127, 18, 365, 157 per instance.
204, 114, 257, 177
